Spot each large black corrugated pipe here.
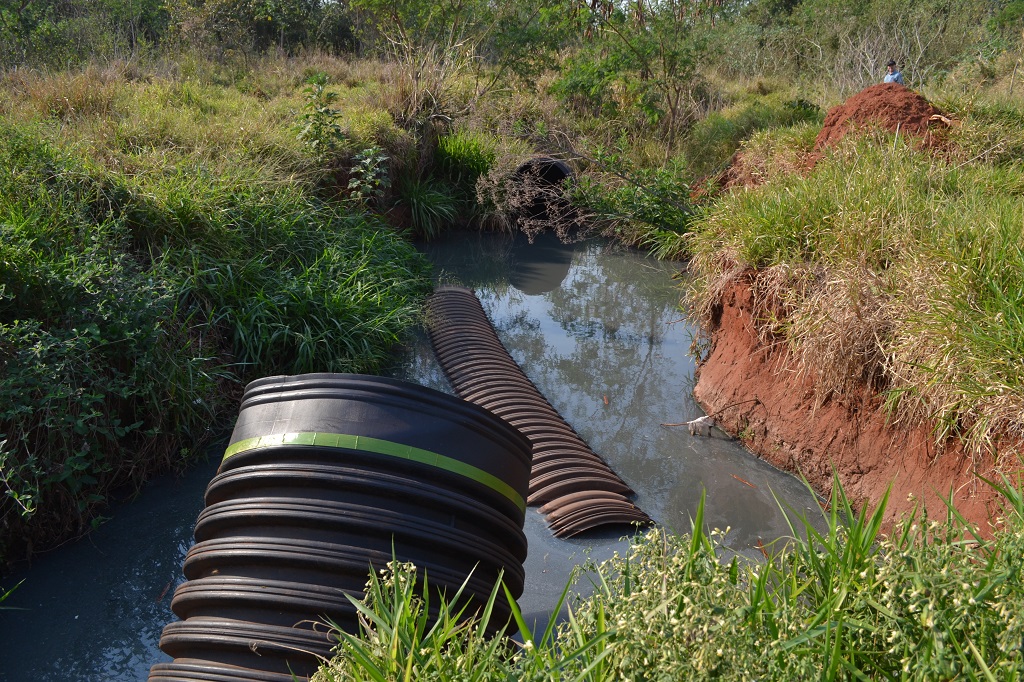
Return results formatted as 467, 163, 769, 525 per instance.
426, 287, 653, 538
512, 156, 576, 230
149, 374, 531, 682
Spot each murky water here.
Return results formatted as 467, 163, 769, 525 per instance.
0, 231, 820, 680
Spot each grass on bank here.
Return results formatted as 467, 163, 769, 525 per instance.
658, 94, 1024, 456
317, 480, 1024, 681
0, 59, 432, 565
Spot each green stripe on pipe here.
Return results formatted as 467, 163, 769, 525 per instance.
223, 432, 525, 512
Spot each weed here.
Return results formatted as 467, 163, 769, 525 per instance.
317, 480, 1024, 680
348, 146, 391, 206
296, 72, 348, 165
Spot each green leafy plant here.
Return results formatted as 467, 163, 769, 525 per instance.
348, 145, 391, 206
297, 72, 347, 164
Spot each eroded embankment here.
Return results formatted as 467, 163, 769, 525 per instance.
693, 278, 1010, 532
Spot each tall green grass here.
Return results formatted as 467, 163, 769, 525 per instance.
682, 94, 823, 181
318, 479, 1024, 681
0, 106, 429, 564
679, 115, 1024, 451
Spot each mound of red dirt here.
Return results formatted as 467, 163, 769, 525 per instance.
814, 83, 944, 151
694, 84, 949, 200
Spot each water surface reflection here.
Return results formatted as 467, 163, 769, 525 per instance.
399, 232, 822, 627
0, 232, 820, 678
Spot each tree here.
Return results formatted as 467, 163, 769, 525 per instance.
0, 0, 168, 66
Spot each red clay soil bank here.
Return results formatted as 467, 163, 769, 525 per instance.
814, 82, 944, 150
693, 279, 1008, 533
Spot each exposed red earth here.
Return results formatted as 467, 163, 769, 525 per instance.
692, 86, 1011, 533
813, 82, 945, 151
693, 278, 1009, 534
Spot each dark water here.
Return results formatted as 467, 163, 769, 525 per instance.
0, 232, 820, 680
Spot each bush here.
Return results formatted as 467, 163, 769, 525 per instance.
569, 157, 693, 247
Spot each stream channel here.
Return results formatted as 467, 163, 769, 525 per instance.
0, 231, 822, 681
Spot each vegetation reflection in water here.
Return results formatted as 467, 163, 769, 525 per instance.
395, 231, 825, 628
0, 233, 818, 680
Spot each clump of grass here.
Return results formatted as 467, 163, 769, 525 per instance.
394, 176, 459, 240
437, 130, 497, 185
317, 478, 1024, 681
317, 561, 515, 682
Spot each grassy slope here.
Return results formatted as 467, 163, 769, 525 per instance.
653, 78, 1024, 456
0, 56, 431, 565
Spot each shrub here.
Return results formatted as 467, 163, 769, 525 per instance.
296, 72, 348, 165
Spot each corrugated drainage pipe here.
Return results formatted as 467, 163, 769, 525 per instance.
149, 374, 532, 682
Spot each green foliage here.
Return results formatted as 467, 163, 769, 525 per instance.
317, 480, 1024, 680
683, 96, 823, 180
991, 1, 1024, 36
716, 0, 999, 91
0, 0, 358, 66
551, 1, 714, 149
0, 579, 21, 610
351, 0, 577, 82
297, 73, 348, 165
319, 561, 515, 682
548, 52, 622, 118
434, 129, 497, 220
0, 0, 169, 66
436, 131, 497, 190
395, 177, 459, 240
557, 481, 1024, 680
0, 114, 429, 564
569, 150, 693, 246
317, 558, 611, 681
348, 146, 391, 206
163, 0, 355, 56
